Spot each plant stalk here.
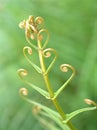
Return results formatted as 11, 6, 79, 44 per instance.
37, 40, 76, 130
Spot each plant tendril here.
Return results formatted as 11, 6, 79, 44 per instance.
53, 64, 75, 99
17, 69, 49, 98
23, 46, 42, 73
17, 69, 28, 80
37, 29, 50, 49
18, 15, 96, 130
19, 87, 28, 96
42, 48, 58, 75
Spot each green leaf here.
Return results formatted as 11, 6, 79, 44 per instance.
22, 96, 71, 130
63, 107, 97, 124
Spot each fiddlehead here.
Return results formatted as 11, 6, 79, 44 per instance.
17, 69, 28, 80
42, 48, 58, 75
17, 69, 49, 98
37, 29, 50, 49
19, 16, 44, 50
18, 15, 97, 130
35, 16, 44, 29
23, 46, 42, 73
53, 64, 75, 99
60, 64, 75, 75
19, 87, 28, 96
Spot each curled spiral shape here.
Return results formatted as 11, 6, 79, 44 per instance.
53, 64, 76, 99
44, 51, 51, 58
19, 16, 44, 40
23, 46, 32, 55
23, 46, 42, 73
43, 48, 57, 58
19, 88, 28, 96
19, 20, 26, 29
35, 16, 44, 26
43, 48, 51, 58
17, 69, 28, 79
28, 15, 34, 25
60, 64, 75, 75
37, 29, 50, 49
19, 16, 44, 50
42, 48, 57, 75
19, 16, 48, 50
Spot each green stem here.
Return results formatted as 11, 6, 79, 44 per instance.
37, 39, 76, 130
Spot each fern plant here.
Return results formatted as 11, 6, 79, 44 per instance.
18, 15, 97, 130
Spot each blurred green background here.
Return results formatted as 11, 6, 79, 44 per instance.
0, 0, 97, 130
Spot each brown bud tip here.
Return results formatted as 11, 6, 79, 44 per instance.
32, 106, 41, 114
84, 98, 93, 105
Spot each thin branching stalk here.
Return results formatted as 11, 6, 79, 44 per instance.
18, 15, 97, 130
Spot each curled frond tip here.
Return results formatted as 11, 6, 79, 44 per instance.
19, 88, 28, 96
60, 64, 75, 75
35, 16, 44, 25
19, 20, 26, 29
84, 98, 97, 107
17, 69, 28, 77
23, 46, 32, 55
19, 16, 44, 40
